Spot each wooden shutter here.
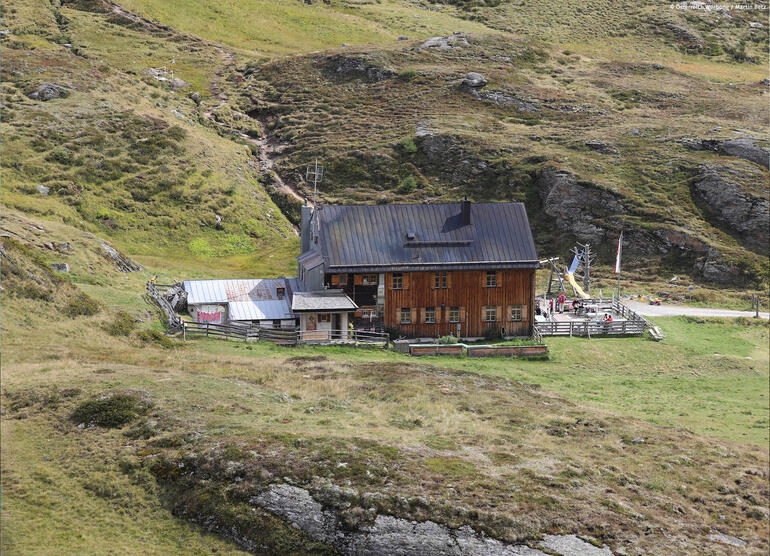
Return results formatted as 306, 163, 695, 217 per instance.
393, 306, 400, 325
496, 305, 502, 322
410, 308, 417, 325
446, 272, 452, 290
419, 307, 425, 324
521, 304, 528, 322
460, 306, 466, 325
331, 274, 339, 286
403, 273, 410, 290
481, 306, 486, 322
354, 274, 363, 286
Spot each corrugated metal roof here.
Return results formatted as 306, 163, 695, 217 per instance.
184, 278, 299, 304
229, 300, 293, 321
292, 290, 358, 312
314, 202, 539, 272
184, 278, 300, 322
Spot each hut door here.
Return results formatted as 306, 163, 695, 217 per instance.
332, 314, 341, 338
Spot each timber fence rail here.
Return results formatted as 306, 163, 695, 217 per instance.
535, 298, 649, 337
146, 282, 182, 331
182, 322, 390, 347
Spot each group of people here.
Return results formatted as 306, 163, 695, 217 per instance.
537, 295, 615, 322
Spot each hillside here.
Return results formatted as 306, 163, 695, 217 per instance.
1, 1, 769, 555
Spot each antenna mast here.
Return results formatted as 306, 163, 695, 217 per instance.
305, 159, 324, 207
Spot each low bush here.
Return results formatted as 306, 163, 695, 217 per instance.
438, 335, 459, 344
71, 393, 151, 427
104, 311, 137, 336
62, 292, 101, 317
136, 329, 177, 349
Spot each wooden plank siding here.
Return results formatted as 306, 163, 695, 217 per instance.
381, 269, 535, 338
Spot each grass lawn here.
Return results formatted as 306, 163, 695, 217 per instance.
198, 316, 769, 447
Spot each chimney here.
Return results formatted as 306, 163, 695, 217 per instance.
300, 201, 312, 253
461, 197, 471, 226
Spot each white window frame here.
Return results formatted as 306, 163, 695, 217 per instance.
425, 307, 436, 324
449, 306, 460, 323
485, 305, 497, 322
400, 307, 411, 324
510, 305, 523, 322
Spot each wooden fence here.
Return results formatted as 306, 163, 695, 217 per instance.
182, 322, 389, 347
535, 298, 649, 337
146, 282, 182, 331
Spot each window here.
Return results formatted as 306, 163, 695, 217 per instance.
400, 307, 411, 324
338, 274, 348, 286
434, 271, 447, 289
392, 273, 403, 290
510, 305, 523, 321
363, 274, 378, 285
425, 307, 436, 324
276, 287, 285, 300
449, 306, 460, 323
485, 306, 497, 322
319, 313, 330, 323
486, 271, 497, 288
362, 308, 376, 319
272, 319, 281, 328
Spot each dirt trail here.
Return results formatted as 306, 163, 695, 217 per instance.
626, 301, 769, 319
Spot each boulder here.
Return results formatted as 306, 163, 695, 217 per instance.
681, 136, 769, 168
51, 263, 70, 272
189, 91, 201, 103
461, 72, 487, 89
99, 240, 143, 272
585, 140, 619, 155
420, 35, 469, 49
37, 185, 50, 195
28, 83, 69, 101
169, 77, 189, 90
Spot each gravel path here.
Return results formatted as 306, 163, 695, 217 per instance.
626, 301, 769, 319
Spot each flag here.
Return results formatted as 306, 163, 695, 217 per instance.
614, 231, 623, 274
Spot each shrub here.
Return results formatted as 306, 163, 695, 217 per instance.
396, 175, 417, 194
136, 329, 176, 349
438, 335, 459, 344
104, 311, 136, 336
62, 292, 101, 317
396, 137, 417, 154
397, 69, 417, 82
71, 393, 151, 427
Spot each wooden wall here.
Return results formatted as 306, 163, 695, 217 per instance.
378, 269, 535, 338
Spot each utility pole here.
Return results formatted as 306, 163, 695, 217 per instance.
305, 158, 324, 208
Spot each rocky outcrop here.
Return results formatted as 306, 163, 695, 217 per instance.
252, 483, 612, 556
100, 240, 143, 272
459, 72, 538, 111
535, 165, 625, 244
27, 83, 70, 101
692, 165, 769, 249
420, 35, 469, 49
681, 136, 769, 168
317, 54, 396, 82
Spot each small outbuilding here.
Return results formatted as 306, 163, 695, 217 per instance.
291, 290, 358, 341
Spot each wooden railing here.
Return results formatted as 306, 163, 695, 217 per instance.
535, 299, 649, 337
182, 322, 389, 347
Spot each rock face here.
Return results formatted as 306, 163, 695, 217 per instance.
317, 54, 396, 82
27, 83, 69, 101
252, 483, 611, 556
536, 165, 625, 244
584, 141, 619, 156
681, 136, 769, 168
100, 240, 143, 272
692, 165, 769, 249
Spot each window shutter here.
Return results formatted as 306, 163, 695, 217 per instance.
481, 306, 486, 322
437, 307, 443, 323
410, 308, 417, 324
393, 306, 400, 325
419, 307, 425, 323
446, 273, 452, 289
496, 305, 502, 322
331, 274, 339, 286
354, 274, 363, 286
460, 306, 466, 324
521, 304, 528, 321
403, 273, 410, 289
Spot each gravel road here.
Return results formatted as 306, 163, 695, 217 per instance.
626, 301, 769, 319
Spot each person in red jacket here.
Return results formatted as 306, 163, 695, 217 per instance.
558, 293, 567, 313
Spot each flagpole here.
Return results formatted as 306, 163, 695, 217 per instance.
615, 231, 623, 299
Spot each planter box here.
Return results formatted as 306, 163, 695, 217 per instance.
409, 344, 464, 357
467, 345, 548, 358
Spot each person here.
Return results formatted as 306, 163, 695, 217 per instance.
572, 299, 578, 313
549, 298, 554, 313
607, 314, 613, 322
558, 293, 566, 313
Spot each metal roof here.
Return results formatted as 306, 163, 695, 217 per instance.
314, 202, 539, 273
291, 290, 358, 312
229, 300, 293, 321
184, 278, 299, 322
183, 278, 299, 304
297, 250, 324, 269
